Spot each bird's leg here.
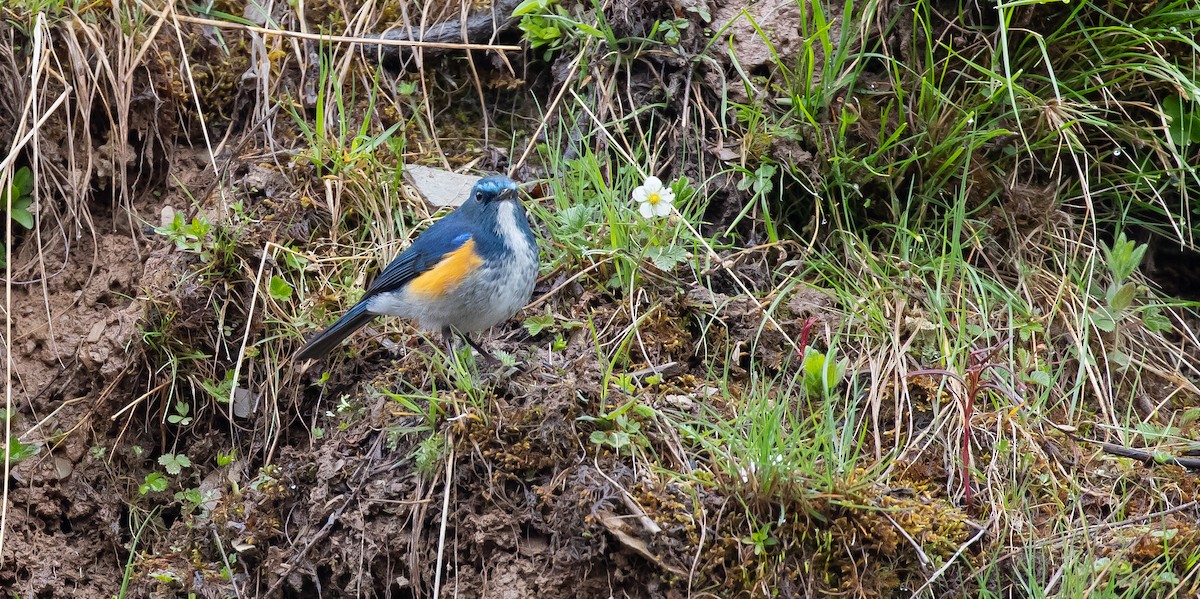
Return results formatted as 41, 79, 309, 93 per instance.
441, 326, 457, 359
462, 334, 498, 364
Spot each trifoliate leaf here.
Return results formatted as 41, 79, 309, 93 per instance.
158, 453, 192, 475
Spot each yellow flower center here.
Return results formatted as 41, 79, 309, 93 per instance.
647, 192, 661, 205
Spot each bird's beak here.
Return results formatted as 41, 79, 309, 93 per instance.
502, 187, 520, 201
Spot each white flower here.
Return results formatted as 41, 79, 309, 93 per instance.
632, 175, 675, 219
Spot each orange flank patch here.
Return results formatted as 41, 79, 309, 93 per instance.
407, 239, 483, 298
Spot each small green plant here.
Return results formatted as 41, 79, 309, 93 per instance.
524, 309, 583, 354
580, 398, 653, 452
654, 17, 689, 46
515, 0, 565, 51
174, 487, 205, 511
413, 433, 447, 476
2, 437, 41, 465
154, 212, 212, 255
285, 49, 402, 178
166, 400, 192, 426
147, 569, 182, 585
200, 371, 236, 405
2, 165, 35, 267
3, 166, 34, 229
216, 449, 236, 467
269, 275, 294, 301
158, 452, 192, 475
1163, 95, 1200, 147
138, 472, 168, 495
741, 523, 779, 557
513, 0, 608, 60
800, 346, 848, 398
1090, 232, 1153, 334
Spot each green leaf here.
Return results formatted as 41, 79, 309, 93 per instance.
1107, 282, 1136, 312
269, 275, 294, 301
139, 472, 169, 495
8, 198, 34, 229
647, 245, 688, 271
524, 312, 556, 336
1091, 308, 1117, 333
556, 204, 594, 234
158, 453, 192, 475
1164, 95, 1200, 145
3, 438, 41, 464
569, 21, 604, 38
1104, 232, 1146, 282
175, 487, 204, 505
282, 249, 309, 271
12, 166, 33, 197
1026, 370, 1052, 387
200, 371, 236, 404
512, 0, 552, 17
1141, 305, 1173, 333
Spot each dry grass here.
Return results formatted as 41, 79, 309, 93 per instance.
1, 0, 1199, 597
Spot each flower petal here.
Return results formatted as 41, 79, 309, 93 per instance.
632, 186, 649, 203
658, 188, 676, 204
653, 200, 673, 217
642, 176, 662, 193
639, 202, 655, 218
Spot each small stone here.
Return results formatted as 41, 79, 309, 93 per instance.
404, 165, 481, 208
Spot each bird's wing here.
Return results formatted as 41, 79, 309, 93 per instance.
362, 229, 474, 299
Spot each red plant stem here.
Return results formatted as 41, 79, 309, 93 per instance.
962, 364, 980, 507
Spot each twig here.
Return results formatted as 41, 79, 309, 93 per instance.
1083, 437, 1200, 470
211, 528, 244, 599
433, 434, 455, 598
509, 38, 593, 173
159, 11, 521, 52
374, 0, 524, 66
229, 245, 269, 420
913, 517, 990, 596
0, 88, 72, 172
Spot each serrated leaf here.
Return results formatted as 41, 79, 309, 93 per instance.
1026, 370, 1051, 386
158, 453, 192, 475
269, 275, 293, 301
1141, 305, 1173, 333
1091, 308, 1117, 333
648, 245, 688, 271
139, 472, 168, 495
524, 312, 556, 336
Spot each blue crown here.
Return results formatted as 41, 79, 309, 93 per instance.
475, 175, 518, 194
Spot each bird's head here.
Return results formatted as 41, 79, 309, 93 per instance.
469, 175, 520, 205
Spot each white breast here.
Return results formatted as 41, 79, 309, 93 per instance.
370, 202, 538, 335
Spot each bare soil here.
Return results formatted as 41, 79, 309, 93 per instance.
3, 1, 1196, 598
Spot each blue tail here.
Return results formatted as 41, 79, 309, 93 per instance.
294, 303, 375, 361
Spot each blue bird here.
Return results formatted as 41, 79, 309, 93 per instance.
295, 175, 539, 361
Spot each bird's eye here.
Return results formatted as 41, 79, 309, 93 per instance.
475, 191, 483, 202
